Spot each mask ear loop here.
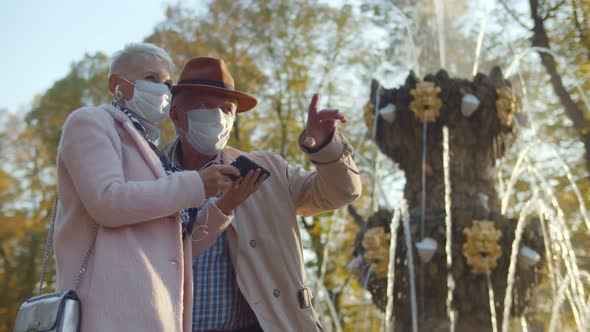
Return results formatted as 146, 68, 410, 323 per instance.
114, 77, 137, 105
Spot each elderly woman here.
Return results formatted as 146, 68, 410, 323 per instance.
54, 43, 241, 331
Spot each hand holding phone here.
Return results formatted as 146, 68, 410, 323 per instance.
217, 158, 269, 214
229, 155, 271, 181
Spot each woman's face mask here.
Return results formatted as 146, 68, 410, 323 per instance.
181, 107, 234, 155
117, 79, 171, 124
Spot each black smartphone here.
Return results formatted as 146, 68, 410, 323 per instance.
229, 155, 271, 181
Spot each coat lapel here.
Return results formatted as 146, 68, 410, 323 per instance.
100, 104, 166, 178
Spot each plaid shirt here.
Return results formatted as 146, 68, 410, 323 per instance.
192, 232, 258, 331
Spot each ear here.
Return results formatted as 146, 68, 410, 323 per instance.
169, 105, 189, 133
108, 74, 134, 101
108, 74, 118, 95
169, 105, 182, 129
169, 105, 179, 123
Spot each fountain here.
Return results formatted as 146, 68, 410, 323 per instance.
352, 68, 550, 331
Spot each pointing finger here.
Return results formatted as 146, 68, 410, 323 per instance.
308, 93, 319, 117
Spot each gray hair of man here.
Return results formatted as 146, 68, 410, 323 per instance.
108, 42, 175, 77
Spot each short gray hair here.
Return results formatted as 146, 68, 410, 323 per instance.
109, 43, 175, 76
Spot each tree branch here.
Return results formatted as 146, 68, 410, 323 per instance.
543, 0, 568, 20
347, 204, 365, 226
498, 0, 533, 30
0, 246, 11, 268
571, 0, 590, 56
300, 216, 311, 231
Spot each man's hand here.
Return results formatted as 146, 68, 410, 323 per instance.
302, 93, 346, 149
216, 169, 267, 215
198, 165, 240, 198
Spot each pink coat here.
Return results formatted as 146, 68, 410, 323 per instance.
54, 104, 222, 331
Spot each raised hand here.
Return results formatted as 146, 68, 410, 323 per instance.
302, 93, 347, 149
216, 168, 267, 215
198, 164, 240, 198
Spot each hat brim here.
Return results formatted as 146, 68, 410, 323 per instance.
172, 84, 258, 113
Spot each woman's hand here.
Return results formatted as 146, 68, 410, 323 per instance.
198, 165, 240, 198
216, 168, 267, 215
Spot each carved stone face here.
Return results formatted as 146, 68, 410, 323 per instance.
496, 86, 522, 127
462, 220, 503, 275
410, 82, 442, 123
362, 227, 391, 278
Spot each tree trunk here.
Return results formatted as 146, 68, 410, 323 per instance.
529, 0, 590, 174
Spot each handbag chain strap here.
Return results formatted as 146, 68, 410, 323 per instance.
39, 196, 99, 295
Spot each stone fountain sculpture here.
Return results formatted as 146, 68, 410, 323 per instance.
352, 68, 545, 331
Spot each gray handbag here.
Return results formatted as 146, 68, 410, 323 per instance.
14, 198, 98, 332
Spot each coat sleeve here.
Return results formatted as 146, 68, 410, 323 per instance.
287, 128, 362, 216
59, 107, 206, 228
190, 198, 234, 257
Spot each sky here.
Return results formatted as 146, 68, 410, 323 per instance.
0, 0, 493, 116
0, 0, 187, 114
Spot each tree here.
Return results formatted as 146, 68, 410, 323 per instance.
529, 0, 590, 174
0, 53, 112, 331
25, 53, 111, 157
0, 110, 55, 331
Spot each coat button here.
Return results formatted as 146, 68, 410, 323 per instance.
273, 289, 280, 298
170, 259, 179, 265
250, 240, 256, 248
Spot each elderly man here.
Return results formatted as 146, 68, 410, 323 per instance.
166, 57, 362, 332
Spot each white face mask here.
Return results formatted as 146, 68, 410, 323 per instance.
182, 108, 234, 155
120, 79, 171, 124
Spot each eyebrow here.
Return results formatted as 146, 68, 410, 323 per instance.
144, 70, 170, 78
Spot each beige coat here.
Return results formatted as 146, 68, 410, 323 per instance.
166, 130, 362, 332
55, 104, 232, 331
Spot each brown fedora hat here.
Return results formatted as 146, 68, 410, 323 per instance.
172, 57, 258, 113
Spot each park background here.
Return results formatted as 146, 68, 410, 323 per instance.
1, 0, 590, 330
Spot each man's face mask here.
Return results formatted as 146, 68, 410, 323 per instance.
117, 78, 171, 124
181, 107, 234, 155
